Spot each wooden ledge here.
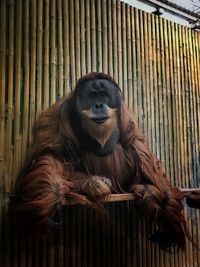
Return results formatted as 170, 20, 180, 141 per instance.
67, 188, 200, 205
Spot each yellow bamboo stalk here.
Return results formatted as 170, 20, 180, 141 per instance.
140, 10, 146, 134
190, 30, 199, 184
131, 8, 137, 119
117, 1, 122, 91
86, 0, 91, 74
97, 0, 102, 72
29, 0, 37, 142
193, 26, 200, 254
144, 13, 150, 146
14, 0, 22, 176
44, 0, 50, 109
167, 21, 175, 184
0, 0, 6, 190
155, 15, 161, 159
188, 29, 199, 267
163, 19, 170, 177
175, 23, 183, 191
152, 16, 160, 264
108, 0, 113, 76
194, 32, 200, 262
58, 0, 64, 98
172, 23, 180, 190
63, 0, 70, 94
80, 0, 86, 75
195, 32, 200, 149
3, 1, 14, 262
102, 0, 108, 73
75, 0, 81, 79
112, 0, 118, 82
179, 25, 187, 189
91, 0, 97, 72
178, 25, 186, 196
5, 0, 14, 192
136, 9, 142, 128
176, 27, 184, 267
193, 31, 200, 154
36, 0, 43, 118
122, 3, 128, 104
0, 0, 6, 265
21, 0, 30, 165
184, 26, 193, 267
127, 5, 132, 109
148, 13, 154, 152
50, 0, 56, 103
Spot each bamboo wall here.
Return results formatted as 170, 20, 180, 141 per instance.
0, 0, 199, 266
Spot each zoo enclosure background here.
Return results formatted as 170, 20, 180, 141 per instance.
0, 0, 200, 267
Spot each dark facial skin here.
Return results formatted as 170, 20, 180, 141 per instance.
69, 79, 122, 156
74, 79, 122, 122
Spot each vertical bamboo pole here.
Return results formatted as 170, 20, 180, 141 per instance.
188, 28, 198, 267
0, 1, 6, 265
140, 10, 146, 133
195, 31, 200, 150
127, 5, 132, 109
189, 30, 198, 187
193, 34, 200, 261
58, 0, 64, 98
75, 0, 81, 79
14, 0, 22, 177
184, 26, 193, 267
179, 25, 187, 188
21, 0, 30, 165
160, 22, 170, 267
122, 3, 128, 104
97, 0, 102, 72
117, 1, 122, 90
13, 2, 23, 266
131, 8, 137, 118
108, 0, 113, 76
4, 2, 15, 265
162, 20, 170, 177
154, 15, 161, 159
70, 0, 76, 89
112, 0, 118, 82
36, 0, 43, 117
80, 0, 86, 75
193, 31, 200, 165
174, 23, 183, 218
44, 0, 50, 109
86, 0, 91, 74
136, 9, 142, 128
144, 13, 150, 146
5, 0, 14, 191
177, 24, 185, 190
63, 0, 70, 94
91, 0, 97, 72
50, 0, 56, 103
167, 21, 175, 185
140, 10, 148, 267
171, 22, 179, 191
194, 37, 200, 261
20, 1, 30, 265
0, 0, 6, 208
102, 0, 108, 73
29, 0, 37, 142
151, 14, 157, 266
148, 13, 155, 152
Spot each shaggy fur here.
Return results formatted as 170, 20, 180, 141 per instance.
14, 72, 192, 248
